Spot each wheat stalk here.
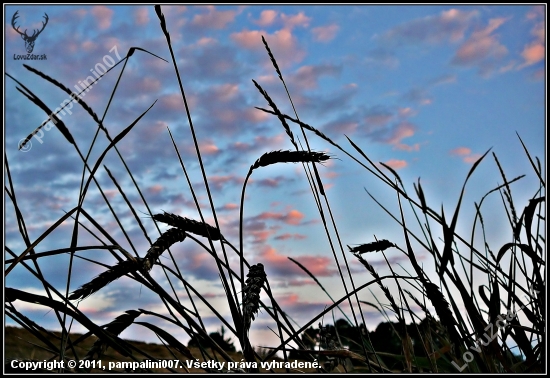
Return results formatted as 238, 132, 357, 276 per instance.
23, 64, 108, 135
353, 253, 401, 320
252, 80, 297, 149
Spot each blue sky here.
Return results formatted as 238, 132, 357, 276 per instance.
4, 5, 545, 348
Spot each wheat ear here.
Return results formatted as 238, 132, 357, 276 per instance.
84, 310, 142, 361
152, 212, 222, 240
243, 263, 267, 335
69, 259, 139, 300
142, 227, 187, 272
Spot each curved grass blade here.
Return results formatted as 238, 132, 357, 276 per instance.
78, 100, 157, 205
5, 206, 79, 276
439, 148, 491, 278
134, 321, 194, 360
6, 287, 134, 357
6, 73, 75, 148
84, 309, 142, 361
516, 132, 544, 187
496, 243, 545, 265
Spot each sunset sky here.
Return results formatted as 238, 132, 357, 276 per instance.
5, 5, 545, 348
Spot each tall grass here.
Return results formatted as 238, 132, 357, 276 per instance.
5, 5, 545, 373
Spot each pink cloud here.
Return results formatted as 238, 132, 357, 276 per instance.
286, 209, 304, 225
191, 6, 239, 29
450, 147, 471, 156
396, 143, 420, 152
312, 24, 339, 42
260, 246, 336, 277
284, 278, 320, 288
256, 209, 304, 226
463, 153, 483, 164
244, 107, 270, 123
99, 37, 122, 56
91, 6, 114, 31
185, 251, 220, 280
518, 21, 545, 68
531, 68, 544, 81
159, 93, 197, 114
208, 175, 244, 190
281, 293, 299, 306
274, 233, 307, 241
257, 134, 286, 147
365, 113, 393, 127
141, 77, 162, 92
267, 28, 299, 56
385, 121, 416, 145
231, 28, 306, 66
124, 76, 162, 95
325, 121, 358, 135
324, 171, 339, 180
431, 74, 458, 86
403, 88, 433, 106
222, 203, 239, 211
367, 119, 421, 151
531, 20, 545, 41
439, 8, 478, 42
160, 93, 184, 111
526, 5, 544, 21
230, 29, 265, 49
450, 147, 482, 164
148, 184, 163, 195
381, 8, 478, 45
383, 159, 407, 170
231, 141, 252, 152
255, 178, 280, 188
195, 37, 216, 47
199, 139, 220, 155
134, 7, 149, 26
281, 12, 311, 29
290, 64, 341, 89
212, 83, 239, 102
81, 40, 96, 52
140, 120, 168, 140
102, 189, 119, 200
250, 229, 277, 244
363, 105, 394, 129
255, 10, 278, 26
72, 8, 87, 18
452, 17, 509, 75
398, 107, 416, 118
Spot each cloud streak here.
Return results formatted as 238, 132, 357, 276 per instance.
380, 8, 478, 46
451, 17, 509, 77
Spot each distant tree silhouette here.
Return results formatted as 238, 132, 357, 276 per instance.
289, 316, 459, 371
188, 325, 236, 352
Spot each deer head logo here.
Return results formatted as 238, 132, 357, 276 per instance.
11, 11, 49, 54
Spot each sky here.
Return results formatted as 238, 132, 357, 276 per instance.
4, 4, 546, 350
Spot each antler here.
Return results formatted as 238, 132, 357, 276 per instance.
11, 10, 26, 37
31, 13, 49, 39
11, 11, 49, 39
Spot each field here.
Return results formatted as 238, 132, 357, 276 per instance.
5, 5, 545, 374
